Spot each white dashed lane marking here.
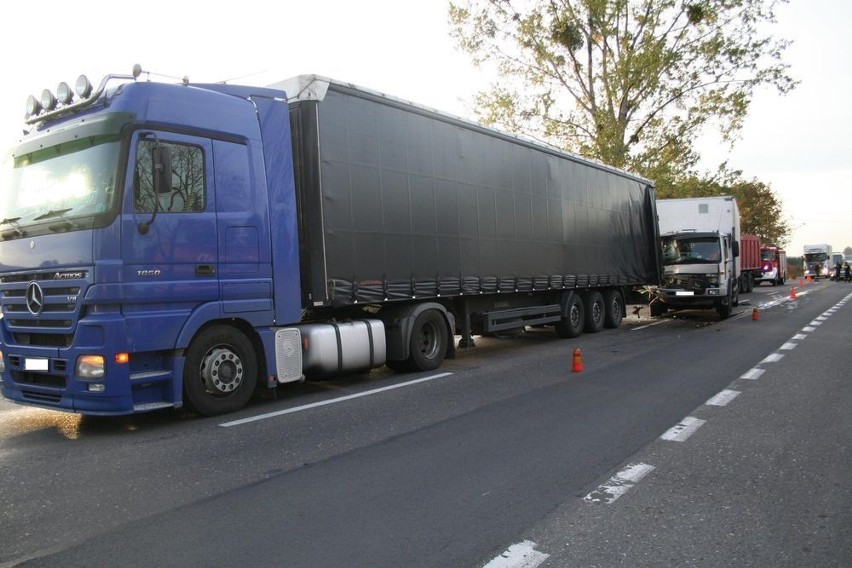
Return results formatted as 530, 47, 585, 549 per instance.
584, 463, 656, 505
661, 416, 706, 442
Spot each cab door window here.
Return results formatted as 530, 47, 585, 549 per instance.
135, 140, 206, 213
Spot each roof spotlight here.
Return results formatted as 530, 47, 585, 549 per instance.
25, 95, 42, 118
56, 82, 73, 105
41, 89, 57, 111
75, 75, 93, 99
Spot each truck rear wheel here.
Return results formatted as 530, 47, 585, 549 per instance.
183, 325, 258, 416
555, 294, 584, 338
408, 309, 448, 372
583, 291, 605, 333
603, 290, 624, 329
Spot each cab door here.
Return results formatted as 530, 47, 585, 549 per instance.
120, 132, 218, 351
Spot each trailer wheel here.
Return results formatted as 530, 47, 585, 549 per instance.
603, 290, 624, 329
408, 309, 448, 372
183, 325, 257, 416
583, 291, 605, 333
555, 294, 584, 338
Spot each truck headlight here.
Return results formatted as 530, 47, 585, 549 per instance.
0, 350, 5, 374
77, 354, 106, 379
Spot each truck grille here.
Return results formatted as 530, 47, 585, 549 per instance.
0, 269, 89, 346
664, 274, 709, 293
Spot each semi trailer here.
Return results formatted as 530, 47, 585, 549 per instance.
0, 67, 661, 416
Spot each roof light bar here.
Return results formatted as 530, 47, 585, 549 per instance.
23, 64, 142, 123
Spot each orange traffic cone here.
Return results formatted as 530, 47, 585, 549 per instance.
799, 278, 804, 287
572, 348, 584, 372
790, 287, 797, 299
752, 307, 759, 321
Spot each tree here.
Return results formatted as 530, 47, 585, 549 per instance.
448, 0, 797, 177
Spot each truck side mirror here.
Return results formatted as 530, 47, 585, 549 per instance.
152, 145, 173, 194
732, 241, 740, 257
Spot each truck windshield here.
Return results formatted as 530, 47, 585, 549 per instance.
804, 253, 827, 263
0, 135, 120, 231
661, 236, 721, 265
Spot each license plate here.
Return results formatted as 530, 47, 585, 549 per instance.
675, 291, 695, 296
24, 358, 49, 371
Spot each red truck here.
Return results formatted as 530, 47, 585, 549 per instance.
755, 245, 788, 286
738, 234, 761, 292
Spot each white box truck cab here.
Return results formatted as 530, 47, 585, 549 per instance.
651, 196, 741, 319
803, 244, 832, 281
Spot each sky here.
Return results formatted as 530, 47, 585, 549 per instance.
1, 0, 849, 257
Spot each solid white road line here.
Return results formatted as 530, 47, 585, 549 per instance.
219, 372, 454, 427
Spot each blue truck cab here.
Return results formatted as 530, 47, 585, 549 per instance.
0, 68, 305, 415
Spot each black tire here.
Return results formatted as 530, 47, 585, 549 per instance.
717, 285, 734, 319
408, 309, 448, 372
583, 291, 605, 333
603, 290, 624, 329
555, 294, 584, 338
183, 325, 258, 416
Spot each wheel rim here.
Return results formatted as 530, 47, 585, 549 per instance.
570, 304, 582, 328
200, 346, 244, 395
610, 300, 620, 320
593, 300, 603, 323
417, 320, 441, 359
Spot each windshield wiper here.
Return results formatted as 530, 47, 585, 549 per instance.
33, 208, 73, 221
0, 217, 26, 239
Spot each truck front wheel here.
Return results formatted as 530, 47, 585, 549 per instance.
183, 325, 258, 416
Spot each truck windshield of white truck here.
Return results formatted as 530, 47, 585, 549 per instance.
661, 235, 722, 264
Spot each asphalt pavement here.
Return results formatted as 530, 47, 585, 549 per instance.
509, 285, 852, 567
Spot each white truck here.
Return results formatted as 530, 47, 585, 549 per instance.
803, 243, 832, 281
651, 196, 741, 319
